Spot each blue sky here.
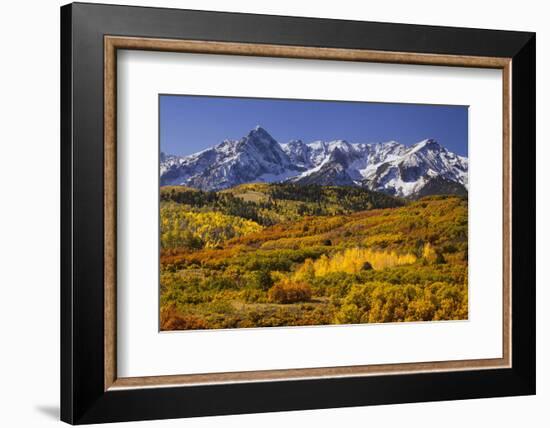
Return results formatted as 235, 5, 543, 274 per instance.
160, 95, 468, 157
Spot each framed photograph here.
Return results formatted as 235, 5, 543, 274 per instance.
61, 2, 535, 424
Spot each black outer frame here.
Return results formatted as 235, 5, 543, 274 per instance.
60, 2, 535, 424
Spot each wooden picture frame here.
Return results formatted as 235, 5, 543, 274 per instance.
61, 2, 535, 424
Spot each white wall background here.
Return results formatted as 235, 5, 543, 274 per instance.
0, 0, 545, 426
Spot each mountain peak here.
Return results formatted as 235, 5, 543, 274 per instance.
412, 139, 441, 151
248, 125, 273, 139
242, 126, 280, 151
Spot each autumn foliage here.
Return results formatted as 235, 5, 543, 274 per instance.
159, 184, 468, 330
160, 303, 208, 330
310, 247, 417, 275
268, 280, 312, 304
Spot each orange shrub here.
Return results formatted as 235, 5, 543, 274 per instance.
268, 280, 312, 304
160, 304, 208, 330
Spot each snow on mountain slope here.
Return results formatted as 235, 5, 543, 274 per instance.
161, 126, 468, 197
359, 139, 468, 197
160, 126, 303, 191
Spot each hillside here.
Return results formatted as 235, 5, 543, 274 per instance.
161, 182, 403, 228
160, 184, 468, 330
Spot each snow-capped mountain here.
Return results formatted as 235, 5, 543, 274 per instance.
161, 126, 468, 197
161, 126, 302, 191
